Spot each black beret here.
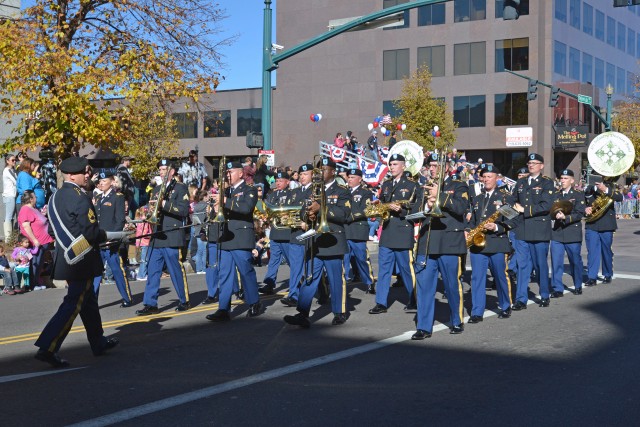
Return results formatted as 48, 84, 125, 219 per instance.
517, 167, 528, 174
403, 171, 412, 179
528, 153, 544, 163
347, 168, 363, 177
390, 153, 405, 162
480, 164, 500, 176
560, 169, 574, 177
59, 156, 88, 174
98, 171, 114, 179
189, 149, 199, 155
157, 159, 172, 168
320, 158, 336, 169
299, 163, 313, 173
427, 153, 438, 163
226, 160, 243, 169
276, 171, 290, 180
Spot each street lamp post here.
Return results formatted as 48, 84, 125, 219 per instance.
605, 84, 614, 132
262, 0, 273, 149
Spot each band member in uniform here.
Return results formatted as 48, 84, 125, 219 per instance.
259, 171, 292, 295
35, 157, 119, 368
550, 169, 586, 296
280, 163, 314, 307
92, 171, 133, 306
412, 153, 469, 339
584, 178, 623, 286
507, 167, 531, 281
202, 187, 222, 305
206, 161, 261, 322
466, 165, 513, 323
284, 158, 350, 328
343, 168, 375, 293
136, 160, 191, 315
508, 153, 554, 309
368, 154, 417, 315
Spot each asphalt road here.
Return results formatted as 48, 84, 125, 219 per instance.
2, 221, 640, 427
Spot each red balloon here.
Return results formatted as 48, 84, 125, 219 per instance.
396, 123, 402, 130
436, 131, 441, 137
373, 121, 379, 128
309, 114, 315, 121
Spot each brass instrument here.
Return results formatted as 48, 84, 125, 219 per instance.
466, 210, 501, 248
550, 200, 573, 218
146, 168, 171, 225
364, 199, 412, 222
211, 156, 227, 268
584, 193, 613, 223
256, 201, 304, 229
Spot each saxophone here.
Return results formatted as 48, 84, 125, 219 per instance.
466, 210, 501, 249
364, 199, 412, 222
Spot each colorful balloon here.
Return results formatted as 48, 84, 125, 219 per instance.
385, 130, 390, 136
401, 124, 407, 131
310, 114, 315, 121
433, 125, 439, 132
436, 131, 441, 137
380, 126, 387, 135
397, 123, 402, 130
313, 114, 319, 122
373, 121, 379, 128
367, 123, 374, 131
317, 114, 322, 121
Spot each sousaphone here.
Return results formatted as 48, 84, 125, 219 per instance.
387, 140, 425, 177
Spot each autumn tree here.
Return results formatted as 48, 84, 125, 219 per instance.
393, 66, 456, 152
0, 0, 233, 163
612, 78, 640, 169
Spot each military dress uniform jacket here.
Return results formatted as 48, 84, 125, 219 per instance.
219, 181, 258, 251
508, 175, 555, 242
289, 185, 312, 245
584, 183, 623, 232
95, 189, 126, 232
345, 185, 373, 242
467, 188, 513, 254
551, 188, 586, 243
415, 177, 469, 256
265, 188, 292, 242
299, 181, 349, 257
49, 182, 106, 281
378, 176, 418, 250
152, 179, 190, 248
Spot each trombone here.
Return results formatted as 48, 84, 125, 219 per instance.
210, 156, 227, 270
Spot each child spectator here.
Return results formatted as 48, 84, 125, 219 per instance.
135, 206, 152, 281
0, 244, 21, 295
12, 234, 37, 291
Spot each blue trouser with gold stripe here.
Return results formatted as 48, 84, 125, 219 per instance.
415, 254, 463, 331
585, 229, 613, 280
515, 240, 550, 302
551, 240, 584, 291
218, 249, 258, 311
143, 246, 190, 307
470, 252, 512, 315
35, 279, 107, 354
287, 243, 305, 301
297, 256, 346, 316
205, 243, 220, 298
263, 240, 290, 287
93, 248, 132, 303
344, 240, 374, 286
376, 246, 415, 307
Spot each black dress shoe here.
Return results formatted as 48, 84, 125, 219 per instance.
411, 329, 432, 340
512, 301, 527, 311
283, 313, 310, 329
403, 302, 417, 311
247, 303, 262, 317
201, 296, 219, 305
539, 298, 550, 307
280, 297, 298, 307
206, 309, 231, 322
120, 301, 133, 308
94, 337, 119, 356
450, 325, 464, 334
258, 284, 275, 295
585, 279, 597, 287
498, 309, 512, 319
175, 302, 191, 312
235, 290, 245, 300
35, 350, 70, 368
550, 291, 564, 298
366, 283, 376, 294
602, 276, 612, 284
391, 279, 403, 288
468, 315, 483, 324
136, 305, 159, 316
331, 313, 347, 325
368, 303, 387, 314
572, 288, 583, 295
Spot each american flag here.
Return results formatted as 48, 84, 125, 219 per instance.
380, 114, 393, 125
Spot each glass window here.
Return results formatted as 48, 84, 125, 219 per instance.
595, 58, 604, 89
237, 108, 261, 137
617, 22, 626, 52
569, 0, 580, 29
569, 47, 580, 81
555, 0, 567, 22
203, 110, 231, 138
495, 93, 528, 126
417, 45, 445, 77
418, 3, 445, 26
495, 0, 529, 18
172, 112, 198, 139
627, 29, 635, 57
583, 3, 593, 36
582, 52, 593, 84
454, 95, 485, 128
383, 49, 410, 81
383, 0, 410, 29
616, 67, 625, 95
606, 16, 615, 47
454, 0, 486, 23
454, 42, 486, 75
595, 10, 604, 41
382, 100, 403, 118
606, 62, 615, 88
554, 41, 567, 76
495, 38, 529, 72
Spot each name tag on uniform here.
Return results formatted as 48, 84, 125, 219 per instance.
104, 202, 112, 206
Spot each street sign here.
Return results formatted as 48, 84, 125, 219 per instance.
259, 149, 275, 167
577, 94, 592, 105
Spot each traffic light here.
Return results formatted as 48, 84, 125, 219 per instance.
503, 0, 521, 20
527, 79, 538, 101
549, 87, 560, 107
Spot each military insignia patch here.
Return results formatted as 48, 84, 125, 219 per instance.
345, 201, 351, 208
88, 209, 96, 223
183, 194, 189, 200
461, 192, 468, 199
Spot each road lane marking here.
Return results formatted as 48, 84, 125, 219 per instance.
0, 367, 86, 384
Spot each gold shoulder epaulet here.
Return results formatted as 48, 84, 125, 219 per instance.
338, 183, 348, 189
542, 175, 553, 180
